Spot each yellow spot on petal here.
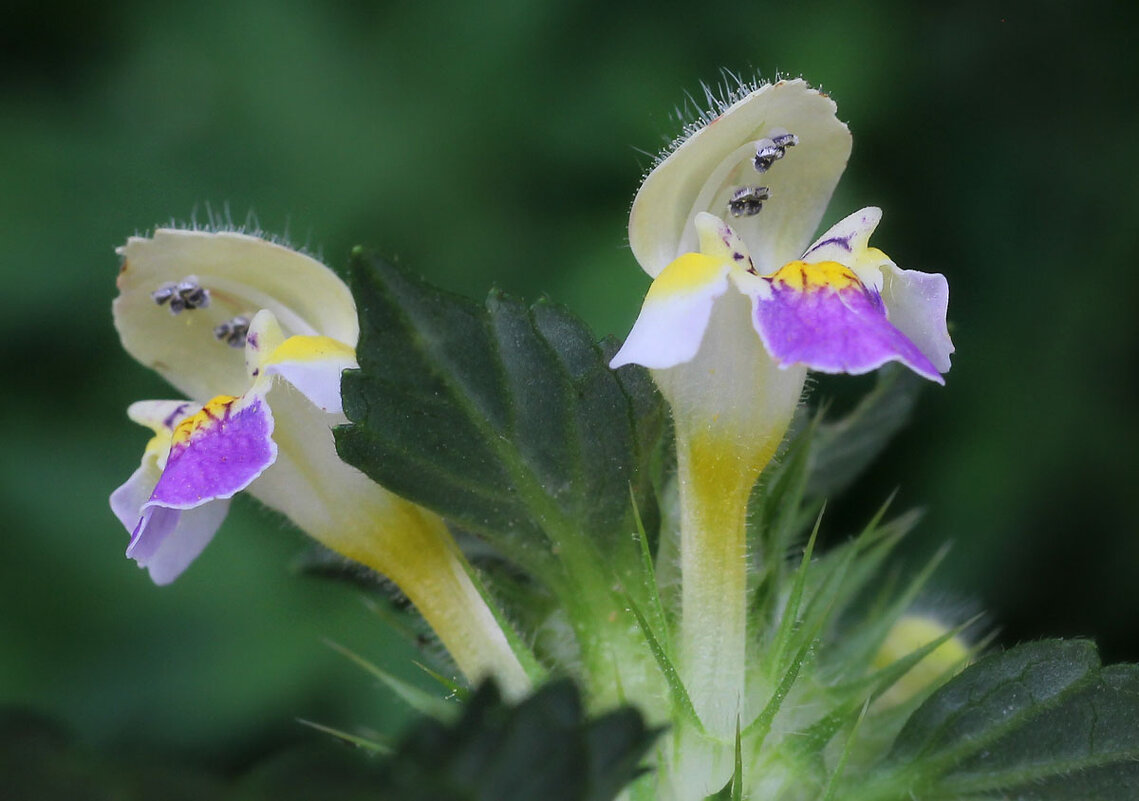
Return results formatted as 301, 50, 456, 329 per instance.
143, 430, 174, 469
860, 246, 891, 271
267, 335, 355, 365
645, 253, 729, 301
767, 259, 861, 291
171, 395, 239, 448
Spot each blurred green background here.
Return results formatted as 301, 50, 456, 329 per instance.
3, 0, 1138, 790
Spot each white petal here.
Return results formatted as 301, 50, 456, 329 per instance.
126, 399, 198, 432
244, 308, 288, 379
652, 287, 807, 441
127, 500, 231, 585
110, 460, 159, 533
247, 306, 357, 414
609, 253, 732, 370
800, 206, 889, 289
881, 264, 954, 374
630, 79, 852, 278
264, 341, 356, 414
114, 229, 358, 401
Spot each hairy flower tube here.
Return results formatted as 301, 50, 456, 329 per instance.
110, 229, 530, 697
610, 80, 954, 739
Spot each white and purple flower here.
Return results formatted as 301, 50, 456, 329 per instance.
110, 229, 359, 585
611, 80, 952, 390
609, 78, 953, 740
110, 229, 530, 695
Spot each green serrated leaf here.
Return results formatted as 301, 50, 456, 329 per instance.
583, 706, 661, 801
892, 639, 1101, 766
876, 639, 1139, 800
372, 679, 659, 801
337, 253, 653, 592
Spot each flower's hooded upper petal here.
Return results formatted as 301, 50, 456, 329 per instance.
630, 79, 851, 279
752, 260, 943, 383
114, 229, 358, 401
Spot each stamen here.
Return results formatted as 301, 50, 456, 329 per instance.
213, 316, 250, 348
752, 128, 798, 173
728, 186, 770, 217
152, 277, 210, 314
151, 284, 176, 307
174, 278, 210, 311
770, 130, 799, 149
753, 140, 781, 172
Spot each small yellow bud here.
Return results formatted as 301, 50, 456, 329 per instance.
873, 615, 970, 707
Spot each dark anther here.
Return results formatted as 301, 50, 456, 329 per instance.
753, 140, 782, 172
753, 129, 798, 173
728, 186, 770, 217
153, 278, 210, 314
151, 284, 176, 307
175, 279, 210, 311
213, 316, 250, 348
771, 131, 799, 149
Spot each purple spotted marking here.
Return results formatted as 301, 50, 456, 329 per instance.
162, 402, 192, 430
804, 235, 853, 255
754, 279, 943, 383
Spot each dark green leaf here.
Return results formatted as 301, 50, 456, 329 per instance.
885, 639, 1139, 800
372, 680, 659, 801
337, 253, 660, 584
